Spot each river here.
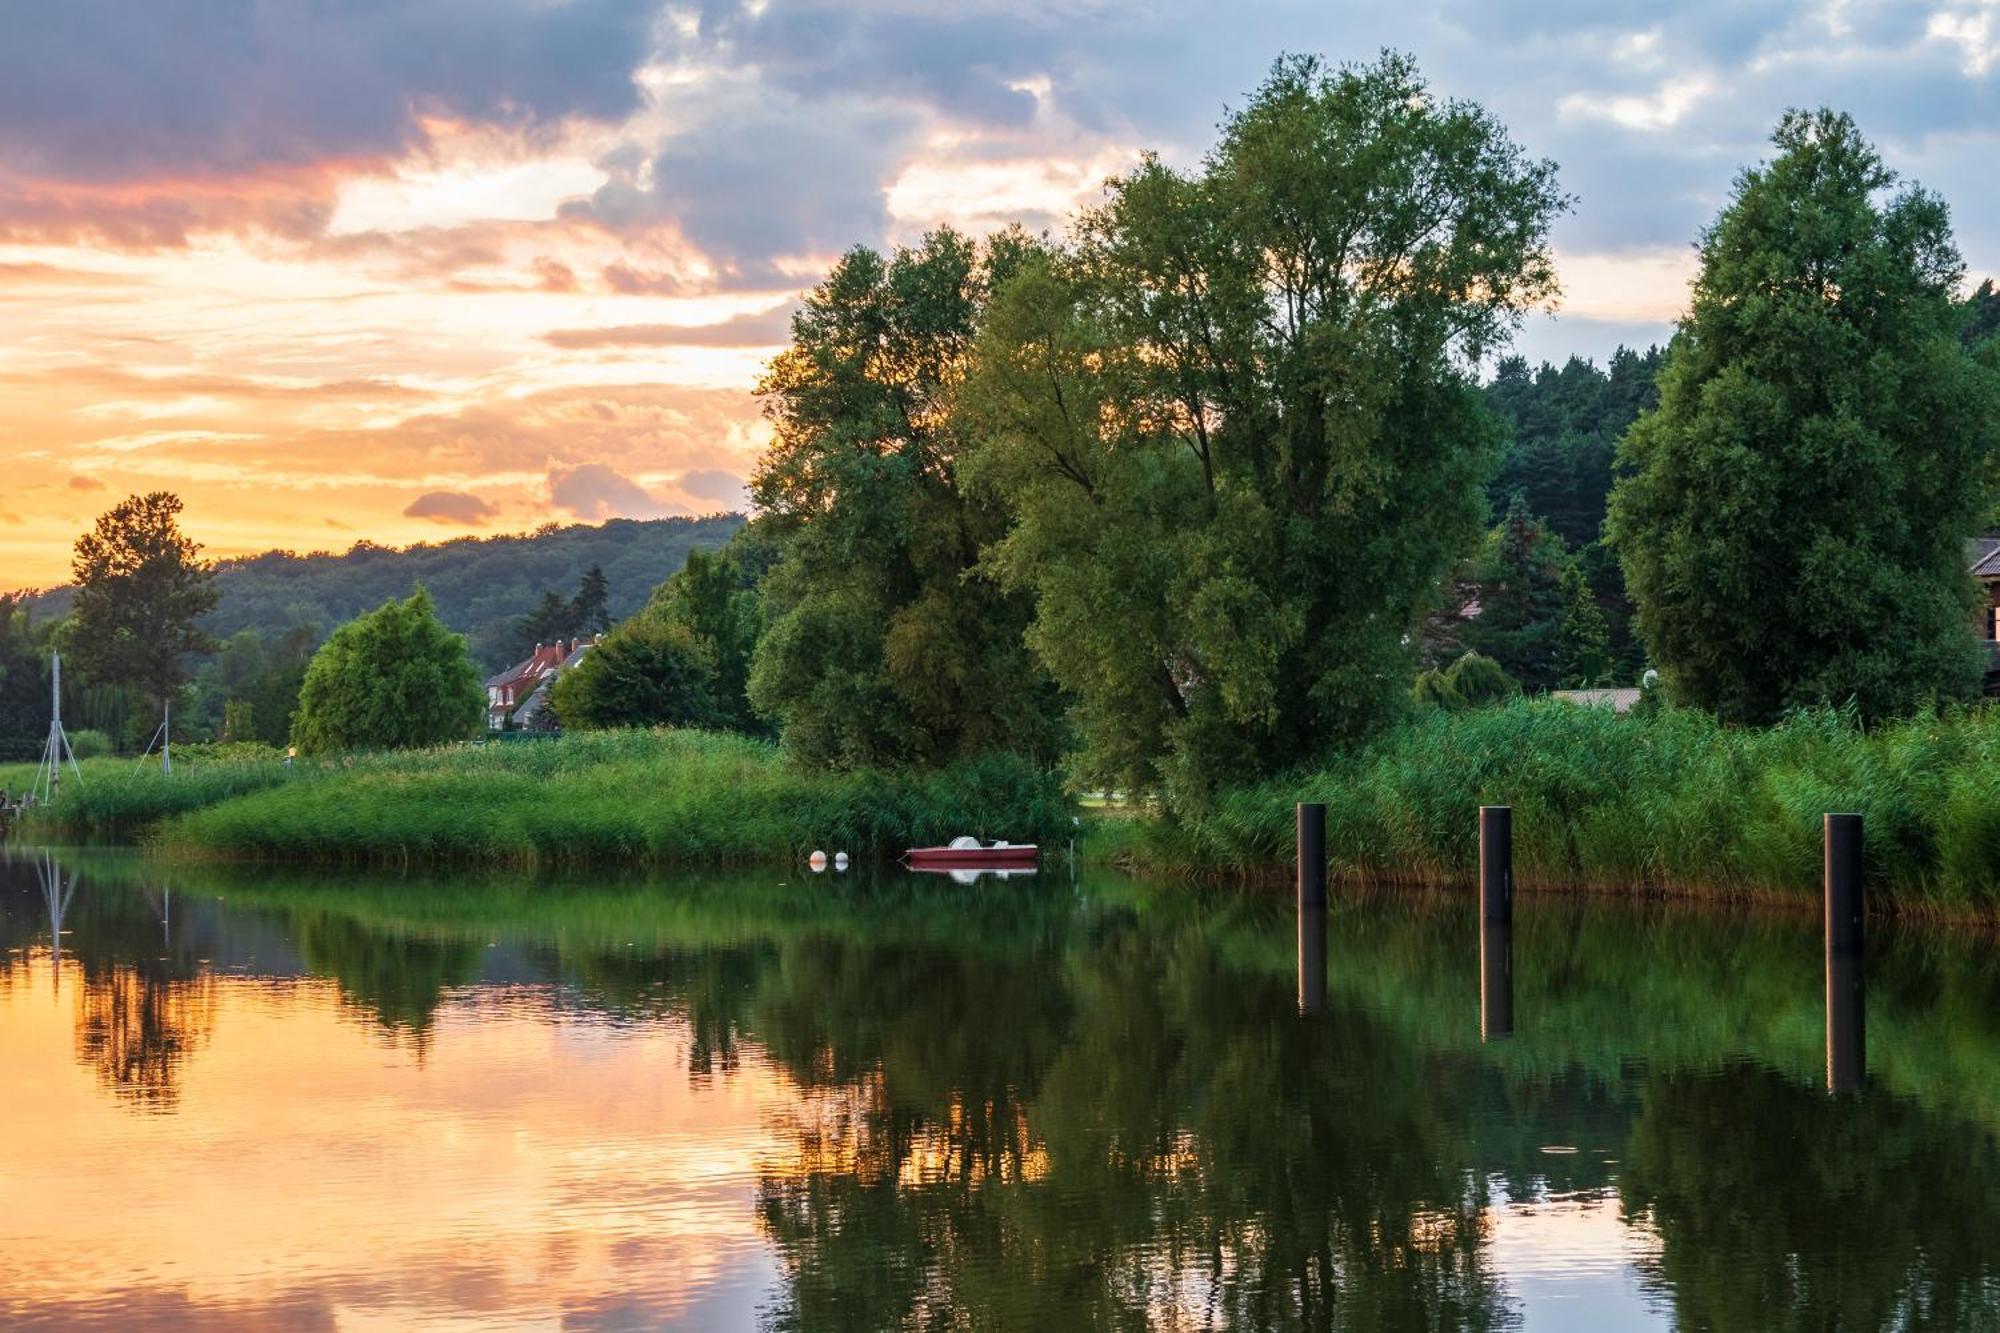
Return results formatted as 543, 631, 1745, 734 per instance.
2, 846, 1997, 1330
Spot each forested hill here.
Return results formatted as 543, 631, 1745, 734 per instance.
25, 514, 745, 670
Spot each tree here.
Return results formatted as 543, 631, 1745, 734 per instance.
1412, 651, 1519, 711
648, 533, 771, 734
290, 589, 482, 753
749, 229, 1064, 769
549, 613, 722, 731
961, 52, 1565, 805
1458, 496, 1573, 692
66, 493, 219, 728
1555, 562, 1612, 687
1607, 110, 2000, 722
570, 564, 611, 636
1964, 277, 2000, 349
511, 589, 578, 658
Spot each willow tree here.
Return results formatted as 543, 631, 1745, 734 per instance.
1607, 110, 2000, 723
748, 229, 1063, 769
960, 53, 1565, 804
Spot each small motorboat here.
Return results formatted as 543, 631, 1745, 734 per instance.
902, 836, 1040, 871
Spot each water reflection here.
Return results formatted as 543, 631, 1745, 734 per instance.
1, 849, 1998, 1330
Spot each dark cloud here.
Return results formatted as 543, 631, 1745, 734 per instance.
602, 260, 691, 296
67, 475, 105, 491
547, 462, 673, 520
403, 490, 498, 525
0, 0, 658, 243
677, 467, 749, 504
541, 307, 794, 349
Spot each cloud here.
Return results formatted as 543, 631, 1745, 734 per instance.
0, 509, 22, 525
547, 462, 675, 520
541, 307, 794, 349
0, 0, 657, 244
402, 490, 498, 525
67, 475, 105, 491
532, 257, 578, 292
677, 468, 750, 505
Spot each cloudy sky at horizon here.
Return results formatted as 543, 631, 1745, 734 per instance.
2, 0, 1996, 588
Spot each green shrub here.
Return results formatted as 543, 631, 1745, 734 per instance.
68, 729, 113, 759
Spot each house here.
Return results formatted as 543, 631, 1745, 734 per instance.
484, 637, 602, 732
510, 637, 599, 732
1972, 537, 2000, 694
484, 642, 569, 731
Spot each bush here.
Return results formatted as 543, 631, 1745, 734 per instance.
68, 729, 114, 759
292, 589, 483, 754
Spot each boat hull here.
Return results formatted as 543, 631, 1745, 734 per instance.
903, 845, 1040, 870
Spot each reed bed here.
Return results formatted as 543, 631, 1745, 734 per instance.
135, 729, 1071, 867
1110, 699, 2000, 914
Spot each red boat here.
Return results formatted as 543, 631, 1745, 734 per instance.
902, 837, 1040, 870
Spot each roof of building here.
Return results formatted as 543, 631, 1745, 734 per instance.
1970, 536, 2000, 580
484, 642, 568, 691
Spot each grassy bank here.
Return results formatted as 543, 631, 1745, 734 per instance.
1106, 699, 2000, 914
105, 729, 1073, 867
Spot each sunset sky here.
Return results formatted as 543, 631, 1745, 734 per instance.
3, 0, 1997, 590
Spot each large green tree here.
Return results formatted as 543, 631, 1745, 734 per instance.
1607, 110, 2000, 723
960, 53, 1565, 803
548, 615, 722, 732
748, 229, 1063, 769
66, 492, 219, 730
290, 589, 482, 753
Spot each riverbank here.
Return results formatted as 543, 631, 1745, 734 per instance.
1101, 699, 2000, 916
4, 730, 1072, 868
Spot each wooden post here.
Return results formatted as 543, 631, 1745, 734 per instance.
1479, 806, 1514, 1040
1825, 813, 1865, 1093
1297, 803, 1326, 911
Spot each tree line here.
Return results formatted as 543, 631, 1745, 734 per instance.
9, 56, 1997, 793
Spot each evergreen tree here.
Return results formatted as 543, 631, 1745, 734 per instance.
1608, 110, 2000, 722
511, 589, 576, 658
1555, 562, 1612, 687
570, 564, 611, 635
1458, 496, 1573, 692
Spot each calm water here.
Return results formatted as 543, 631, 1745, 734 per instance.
3, 849, 1999, 1330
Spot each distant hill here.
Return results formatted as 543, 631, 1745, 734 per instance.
23, 515, 746, 670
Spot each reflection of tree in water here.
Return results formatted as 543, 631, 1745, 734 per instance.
73, 960, 219, 1111
1620, 1064, 2000, 1331
292, 912, 480, 1051
560, 944, 767, 1081
750, 930, 1513, 1331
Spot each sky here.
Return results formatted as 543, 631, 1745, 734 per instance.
2, 0, 1997, 590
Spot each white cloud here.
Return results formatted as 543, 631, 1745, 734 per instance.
1558, 76, 1717, 132
1929, 1, 2000, 76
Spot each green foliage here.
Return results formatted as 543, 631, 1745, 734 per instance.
1455, 496, 1572, 691
68, 728, 113, 760
1412, 651, 1520, 711
960, 52, 1565, 808
1482, 347, 1662, 548
1965, 276, 2000, 349
1555, 561, 1612, 687
0, 593, 63, 761
749, 229, 1063, 769
66, 492, 219, 713
550, 616, 721, 731
1117, 697, 2000, 911
1608, 110, 2000, 723
7, 752, 293, 836
144, 730, 1074, 866
290, 589, 483, 754
648, 534, 770, 733
571, 564, 610, 635
17, 515, 743, 671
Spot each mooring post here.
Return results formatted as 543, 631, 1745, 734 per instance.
1479, 805, 1514, 1040
1297, 803, 1326, 911
1825, 812, 1865, 1093
1296, 803, 1327, 1015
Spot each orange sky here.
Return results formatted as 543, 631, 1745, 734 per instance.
7, 2, 1994, 592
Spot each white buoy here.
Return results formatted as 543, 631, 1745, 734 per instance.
833, 852, 849, 871
808, 850, 828, 873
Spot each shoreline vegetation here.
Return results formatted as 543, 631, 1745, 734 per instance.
1, 731, 1073, 869
1098, 699, 2000, 918
7, 699, 1998, 917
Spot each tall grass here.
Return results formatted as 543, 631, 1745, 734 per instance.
4, 754, 294, 837
1113, 699, 2000, 914
140, 729, 1071, 867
